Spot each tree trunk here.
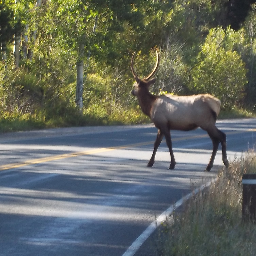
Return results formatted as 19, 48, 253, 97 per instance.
1, 43, 7, 62
76, 59, 84, 110
75, 17, 97, 110
14, 33, 21, 68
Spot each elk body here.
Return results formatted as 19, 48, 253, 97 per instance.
131, 51, 229, 171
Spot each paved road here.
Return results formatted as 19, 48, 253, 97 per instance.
0, 119, 255, 256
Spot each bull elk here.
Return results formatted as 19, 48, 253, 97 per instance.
130, 51, 229, 171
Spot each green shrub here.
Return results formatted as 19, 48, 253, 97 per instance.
155, 45, 188, 95
190, 27, 248, 109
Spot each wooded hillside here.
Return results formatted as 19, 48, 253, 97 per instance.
0, 0, 256, 129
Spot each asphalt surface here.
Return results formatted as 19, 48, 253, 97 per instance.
0, 119, 255, 256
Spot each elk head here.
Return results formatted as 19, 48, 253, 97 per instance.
130, 51, 159, 96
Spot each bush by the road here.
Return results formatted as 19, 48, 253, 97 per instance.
160, 153, 256, 256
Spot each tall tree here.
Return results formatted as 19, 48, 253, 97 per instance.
51, 1, 126, 109
0, 1, 15, 60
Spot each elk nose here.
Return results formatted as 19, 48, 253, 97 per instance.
131, 90, 135, 96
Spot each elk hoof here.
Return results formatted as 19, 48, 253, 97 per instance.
169, 162, 176, 170
205, 165, 212, 172
223, 159, 229, 168
147, 161, 154, 167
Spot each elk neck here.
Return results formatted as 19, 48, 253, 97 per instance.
137, 88, 157, 117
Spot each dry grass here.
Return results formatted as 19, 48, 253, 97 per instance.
160, 153, 256, 256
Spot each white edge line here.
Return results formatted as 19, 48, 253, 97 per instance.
122, 178, 217, 256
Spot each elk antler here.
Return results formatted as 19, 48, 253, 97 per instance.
130, 52, 140, 82
131, 50, 159, 82
144, 50, 159, 81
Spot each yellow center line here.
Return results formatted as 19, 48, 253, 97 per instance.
0, 148, 114, 171
0, 129, 255, 171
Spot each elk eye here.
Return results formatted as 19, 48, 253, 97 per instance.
133, 82, 139, 88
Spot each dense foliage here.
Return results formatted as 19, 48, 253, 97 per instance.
0, 0, 256, 129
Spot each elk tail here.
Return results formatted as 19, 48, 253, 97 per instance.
204, 94, 221, 119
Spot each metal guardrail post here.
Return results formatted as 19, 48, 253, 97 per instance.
242, 174, 256, 222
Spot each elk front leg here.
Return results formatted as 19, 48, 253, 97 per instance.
148, 130, 163, 167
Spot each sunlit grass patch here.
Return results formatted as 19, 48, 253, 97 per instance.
0, 104, 150, 133
0, 113, 45, 133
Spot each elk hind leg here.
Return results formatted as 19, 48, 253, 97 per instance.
206, 135, 219, 172
219, 129, 229, 168
206, 128, 229, 171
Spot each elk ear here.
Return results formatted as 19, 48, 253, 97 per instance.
147, 78, 156, 86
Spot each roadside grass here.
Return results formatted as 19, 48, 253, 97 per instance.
159, 153, 256, 256
0, 105, 255, 133
0, 113, 45, 133
0, 106, 149, 133
219, 107, 256, 119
